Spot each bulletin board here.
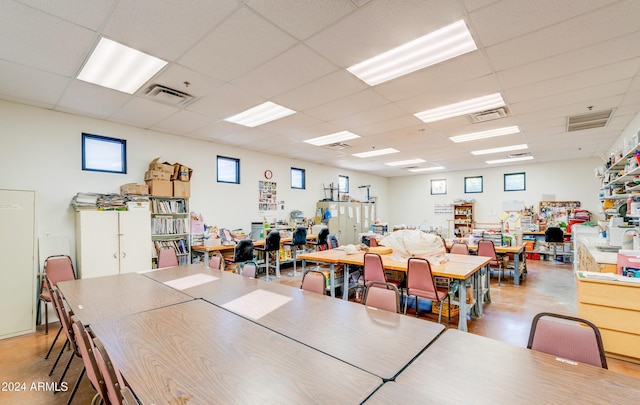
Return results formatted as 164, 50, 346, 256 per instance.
258, 181, 283, 212
538, 200, 580, 223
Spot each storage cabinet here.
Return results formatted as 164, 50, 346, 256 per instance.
150, 197, 190, 266
316, 201, 375, 245
76, 210, 151, 278
453, 203, 474, 236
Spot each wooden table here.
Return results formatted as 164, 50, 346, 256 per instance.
90, 299, 382, 405
57, 272, 194, 325
298, 249, 350, 299
141, 264, 445, 380
298, 250, 489, 331
446, 241, 528, 285
364, 329, 640, 404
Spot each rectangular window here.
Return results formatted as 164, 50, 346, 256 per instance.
291, 167, 305, 189
82, 133, 126, 174
339, 175, 349, 193
217, 156, 240, 184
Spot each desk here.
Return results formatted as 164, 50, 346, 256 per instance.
57, 273, 193, 325
90, 300, 382, 404
446, 241, 528, 285
365, 329, 640, 404
298, 249, 350, 299
142, 264, 445, 379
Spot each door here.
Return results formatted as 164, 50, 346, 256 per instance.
76, 211, 119, 278
118, 211, 151, 273
0, 189, 35, 339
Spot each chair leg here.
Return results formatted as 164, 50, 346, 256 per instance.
403, 293, 408, 314
437, 300, 442, 324
447, 295, 451, 325
66, 366, 85, 404
45, 326, 62, 359
415, 296, 419, 318
44, 303, 49, 335
57, 351, 75, 389
498, 265, 501, 286
49, 339, 68, 376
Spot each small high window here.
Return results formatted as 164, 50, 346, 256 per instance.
217, 156, 240, 184
82, 133, 127, 174
291, 167, 305, 189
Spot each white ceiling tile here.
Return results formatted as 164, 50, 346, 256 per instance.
186, 84, 264, 120
109, 97, 178, 128
16, 0, 115, 30
305, 89, 390, 121
0, 59, 70, 105
329, 103, 405, 128
56, 80, 130, 119
151, 110, 215, 135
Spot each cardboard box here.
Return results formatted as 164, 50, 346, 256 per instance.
169, 163, 192, 181
144, 170, 171, 181
120, 183, 149, 195
148, 157, 174, 175
173, 180, 191, 197
126, 201, 150, 211
146, 180, 173, 197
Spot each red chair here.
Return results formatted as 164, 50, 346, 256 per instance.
38, 255, 76, 340
368, 236, 379, 247
450, 243, 469, 255
240, 262, 257, 278
301, 270, 326, 295
527, 312, 607, 368
363, 252, 403, 293
93, 337, 128, 405
68, 319, 108, 405
477, 240, 504, 285
157, 247, 179, 268
363, 281, 400, 313
209, 254, 222, 270
48, 288, 78, 386
404, 257, 450, 324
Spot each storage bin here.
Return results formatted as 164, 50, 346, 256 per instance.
432, 301, 459, 317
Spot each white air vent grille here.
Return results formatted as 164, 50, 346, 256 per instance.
567, 109, 613, 132
324, 142, 350, 150
467, 107, 509, 123
507, 152, 531, 158
144, 84, 194, 106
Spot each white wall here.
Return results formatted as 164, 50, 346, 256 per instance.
387, 158, 603, 236
0, 100, 389, 262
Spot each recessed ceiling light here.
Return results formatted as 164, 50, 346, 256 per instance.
303, 131, 361, 146
347, 19, 477, 86
77, 37, 167, 94
471, 144, 528, 156
352, 148, 399, 158
408, 166, 445, 172
486, 156, 534, 164
223, 101, 296, 127
415, 93, 505, 123
385, 159, 426, 166
450, 126, 520, 143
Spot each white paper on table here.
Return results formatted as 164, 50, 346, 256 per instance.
222, 289, 292, 320
163, 273, 219, 290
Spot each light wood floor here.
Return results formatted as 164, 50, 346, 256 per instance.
2, 259, 639, 404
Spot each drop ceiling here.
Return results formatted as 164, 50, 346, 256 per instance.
1, 0, 639, 177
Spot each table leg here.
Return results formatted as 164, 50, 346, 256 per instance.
329, 263, 335, 298
513, 252, 520, 286
204, 251, 210, 268
484, 264, 491, 303
474, 271, 483, 317
458, 283, 468, 332
342, 264, 349, 300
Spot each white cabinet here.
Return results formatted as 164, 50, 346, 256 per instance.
316, 202, 375, 245
76, 211, 151, 278
0, 189, 35, 339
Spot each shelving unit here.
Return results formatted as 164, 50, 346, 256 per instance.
599, 144, 640, 220
150, 197, 190, 267
453, 203, 474, 237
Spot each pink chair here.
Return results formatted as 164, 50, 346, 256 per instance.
121, 386, 138, 405
93, 337, 128, 405
477, 240, 504, 285
363, 281, 400, 313
301, 270, 326, 295
363, 252, 402, 292
241, 262, 257, 278
48, 288, 78, 386
368, 237, 379, 247
449, 243, 469, 255
209, 254, 222, 270
404, 257, 450, 324
157, 247, 179, 268
68, 319, 108, 405
527, 312, 607, 368
38, 255, 76, 340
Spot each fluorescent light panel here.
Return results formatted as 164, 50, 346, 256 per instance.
347, 20, 477, 86
352, 148, 399, 158
415, 93, 505, 123
224, 101, 296, 127
471, 144, 528, 156
450, 125, 520, 143
77, 37, 167, 94
486, 156, 534, 164
408, 166, 445, 172
303, 131, 360, 146
385, 159, 426, 167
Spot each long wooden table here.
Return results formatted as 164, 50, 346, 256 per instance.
57, 272, 193, 325
90, 299, 382, 404
298, 250, 489, 331
446, 241, 528, 285
141, 264, 445, 380
365, 329, 640, 404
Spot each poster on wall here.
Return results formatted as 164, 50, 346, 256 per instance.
258, 181, 282, 212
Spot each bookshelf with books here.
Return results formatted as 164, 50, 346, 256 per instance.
150, 197, 190, 267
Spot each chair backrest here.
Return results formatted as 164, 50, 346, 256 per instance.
292, 226, 307, 246
327, 234, 339, 249
241, 262, 257, 278
209, 254, 222, 270
301, 270, 326, 295
545, 227, 564, 243
527, 312, 608, 368
121, 386, 138, 405
234, 239, 254, 262
44, 255, 76, 287
406, 258, 440, 302
157, 248, 178, 268
317, 227, 329, 246
368, 237, 379, 247
363, 252, 386, 284
92, 337, 127, 405
363, 281, 400, 313
450, 243, 469, 255
71, 319, 108, 402
50, 288, 76, 353
477, 240, 498, 261
264, 230, 281, 251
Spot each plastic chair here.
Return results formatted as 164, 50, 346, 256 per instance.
241, 262, 257, 278
255, 230, 281, 281
545, 227, 565, 264
301, 270, 326, 295
404, 257, 450, 324
363, 281, 400, 313
37, 255, 76, 341
283, 226, 307, 276
68, 319, 108, 405
157, 247, 178, 268
527, 312, 608, 369
450, 243, 469, 255
477, 240, 504, 285
307, 227, 329, 251
93, 337, 128, 405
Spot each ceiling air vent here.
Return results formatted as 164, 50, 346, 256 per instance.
324, 142, 350, 150
567, 109, 613, 132
507, 152, 531, 158
144, 84, 194, 107
467, 107, 509, 123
